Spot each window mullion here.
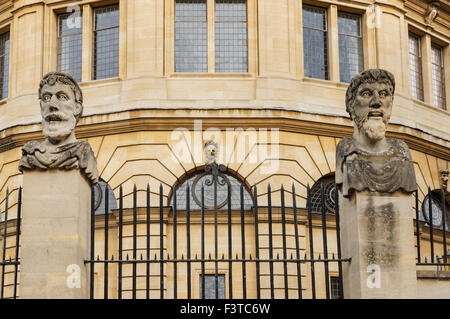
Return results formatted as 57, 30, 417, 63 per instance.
207, 0, 215, 72
81, 4, 93, 82
328, 5, 339, 82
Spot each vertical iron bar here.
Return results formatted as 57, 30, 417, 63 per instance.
160, 184, 164, 299
214, 168, 218, 299
186, 183, 191, 299
104, 186, 109, 299
13, 187, 22, 299
173, 186, 177, 299
292, 184, 302, 299
227, 183, 233, 299
201, 186, 205, 299
415, 189, 421, 264
334, 184, 344, 299
307, 185, 316, 299
428, 187, 434, 263
321, 183, 330, 299
267, 184, 274, 299
240, 184, 247, 299
441, 188, 447, 264
281, 185, 288, 299
118, 186, 123, 299
1, 188, 8, 299
132, 184, 137, 299
253, 185, 261, 299
90, 185, 95, 299
146, 184, 150, 299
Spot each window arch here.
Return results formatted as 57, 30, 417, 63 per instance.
310, 174, 336, 215
421, 190, 449, 230
169, 169, 253, 211
93, 179, 117, 215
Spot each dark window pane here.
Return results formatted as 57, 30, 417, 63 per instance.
408, 33, 424, 101
175, 0, 207, 72
330, 276, 341, 299
200, 275, 225, 299
310, 175, 336, 215
215, 0, 248, 72
0, 32, 9, 99
58, 13, 83, 82
338, 12, 363, 83
431, 44, 446, 109
303, 5, 328, 80
94, 5, 119, 80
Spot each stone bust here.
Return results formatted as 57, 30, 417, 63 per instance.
336, 69, 416, 197
19, 72, 99, 184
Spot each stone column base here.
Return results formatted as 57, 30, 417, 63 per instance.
20, 170, 91, 299
340, 191, 417, 299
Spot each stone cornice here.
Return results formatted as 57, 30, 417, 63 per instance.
0, 109, 449, 160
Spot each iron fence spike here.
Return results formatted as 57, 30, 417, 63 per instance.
111, 255, 114, 261
140, 253, 143, 260
276, 253, 280, 260
154, 253, 157, 260
222, 254, 225, 260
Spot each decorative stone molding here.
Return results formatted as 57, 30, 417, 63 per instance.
425, 1, 440, 24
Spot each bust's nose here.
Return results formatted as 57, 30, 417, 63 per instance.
370, 94, 381, 109
48, 95, 59, 112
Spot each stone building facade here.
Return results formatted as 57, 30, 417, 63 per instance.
0, 0, 449, 298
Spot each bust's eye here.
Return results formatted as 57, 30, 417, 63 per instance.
57, 93, 68, 101
42, 94, 51, 102
379, 91, 387, 98
361, 90, 371, 98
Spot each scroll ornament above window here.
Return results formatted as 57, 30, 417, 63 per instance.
18, 72, 99, 185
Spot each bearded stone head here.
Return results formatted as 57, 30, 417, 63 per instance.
38, 72, 83, 145
345, 69, 395, 143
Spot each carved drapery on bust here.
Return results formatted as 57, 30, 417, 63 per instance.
336, 69, 416, 197
18, 72, 99, 184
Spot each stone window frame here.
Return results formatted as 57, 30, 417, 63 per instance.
300, 1, 370, 83
165, 0, 258, 76
0, 20, 10, 104
47, 1, 124, 83
406, 25, 449, 110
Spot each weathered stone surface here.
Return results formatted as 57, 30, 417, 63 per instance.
336, 69, 416, 197
18, 72, 98, 184
340, 191, 418, 298
20, 170, 91, 299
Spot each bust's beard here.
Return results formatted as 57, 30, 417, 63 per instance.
42, 117, 76, 145
361, 118, 387, 142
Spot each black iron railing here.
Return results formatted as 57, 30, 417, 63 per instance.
415, 188, 450, 267
86, 176, 350, 299
0, 187, 21, 299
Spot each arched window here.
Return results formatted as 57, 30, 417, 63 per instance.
310, 174, 336, 215
169, 170, 253, 211
421, 190, 449, 230
93, 179, 118, 215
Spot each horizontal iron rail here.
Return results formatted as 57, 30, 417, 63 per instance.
85, 258, 352, 263
0, 261, 19, 266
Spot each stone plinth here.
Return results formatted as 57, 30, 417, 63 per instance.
339, 191, 417, 299
20, 170, 91, 299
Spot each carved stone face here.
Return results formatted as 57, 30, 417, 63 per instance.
352, 81, 393, 142
40, 82, 81, 144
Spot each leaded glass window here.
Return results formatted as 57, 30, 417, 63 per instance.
338, 12, 363, 83
94, 5, 119, 80
215, 0, 248, 72
408, 33, 424, 101
58, 12, 83, 82
431, 44, 446, 109
421, 192, 449, 230
330, 276, 341, 299
93, 180, 117, 215
0, 32, 9, 99
303, 5, 328, 80
309, 175, 336, 215
170, 171, 253, 210
175, 0, 208, 72
200, 274, 225, 299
